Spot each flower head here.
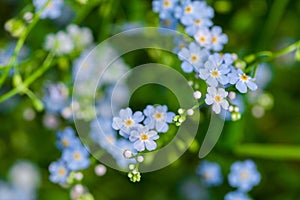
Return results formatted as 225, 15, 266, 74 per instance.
194, 28, 212, 49
44, 31, 74, 55
112, 107, 144, 137
43, 83, 69, 114
210, 26, 228, 51
66, 24, 93, 50
56, 127, 81, 150
49, 160, 69, 184
143, 105, 175, 133
228, 160, 261, 192
153, 0, 178, 19
199, 53, 232, 87
229, 69, 258, 93
205, 87, 229, 114
129, 125, 159, 152
62, 145, 90, 171
33, 0, 63, 19
225, 191, 250, 200
178, 42, 209, 73
196, 160, 223, 187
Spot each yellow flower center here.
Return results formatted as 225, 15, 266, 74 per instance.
125, 119, 133, 127
212, 36, 217, 43
194, 19, 202, 25
140, 133, 149, 141
199, 36, 206, 43
185, 6, 192, 13
240, 172, 249, 180
191, 55, 198, 62
211, 70, 220, 77
107, 135, 115, 144
62, 139, 69, 147
164, 19, 171, 26
163, 0, 171, 7
73, 152, 81, 160
154, 112, 163, 120
240, 74, 249, 81
58, 167, 66, 176
214, 95, 221, 103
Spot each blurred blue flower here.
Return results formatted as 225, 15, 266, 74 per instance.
205, 87, 229, 114
210, 26, 228, 51
44, 31, 74, 55
196, 160, 223, 187
129, 125, 159, 151
62, 145, 90, 171
33, 0, 63, 19
56, 127, 81, 150
228, 160, 261, 192
229, 69, 258, 93
183, 16, 213, 36
143, 105, 175, 133
49, 160, 69, 184
178, 42, 209, 73
43, 83, 69, 114
66, 24, 93, 50
225, 191, 250, 200
199, 53, 231, 87
175, 0, 213, 20
153, 0, 178, 19
160, 16, 178, 30
112, 107, 144, 138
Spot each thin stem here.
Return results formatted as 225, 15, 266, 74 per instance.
234, 143, 300, 160
0, 52, 54, 103
0, 0, 50, 87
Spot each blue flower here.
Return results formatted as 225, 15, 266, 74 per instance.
129, 125, 159, 152
199, 53, 232, 87
178, 42, 209, 73
228, 160, 261, 192
225, 191, 250, 200
160, 15, 178, 30
33, 0, 63, 19
62, 145, 90, 171
143, 105, 175, 133
56, 127, 81, 150
153, 0, 178, 19
196, 160, 223, 187
194, 28, 212, 49
183, 16, 213, 36
173, 35, 189, 53
205, 87, 229, 114
49, 160, 69, 184
175, 0, 213, 20
43, 83, 69, 114
112, 107, 144, 138
210, 26, 228, 51
228, 69, 258, 93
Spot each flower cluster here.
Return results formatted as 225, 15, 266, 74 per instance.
196, 159, 261, 199
49, 127, 90, 184
112, 105, 175, 152
33, 0, 64, 19
153, 0, 258, 116
44, 24, 93, 55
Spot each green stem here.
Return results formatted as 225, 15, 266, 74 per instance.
245, 40, 300, 70
0, 52, 54, 103
234, 143, 300, 160
0, 0, 50, 87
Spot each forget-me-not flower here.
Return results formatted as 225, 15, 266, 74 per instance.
43, 83, 69, 114
62, 145, 90, 171
194, 28, 212, 49
178, 42, 209, 73
196, 160, 223, 187
143, 105, 175, 133
153, 0, 178, 19
49, 160, 69, 184
112, 107, 144, 138
33, 0, 63, 19
225, 191, 250, 200
44, 31, 74, 55
210, 26, 228, 51
228, 159, 261, 192
66, 24, 93, 50
129, 125, 159, 152
56, 127, 81, 150
228, 69, 258, 93
183, 15, 213, 36
199, 53, 232, 87
205, 87, 229, 114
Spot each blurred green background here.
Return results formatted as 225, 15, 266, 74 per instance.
0, 0, 300, 199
